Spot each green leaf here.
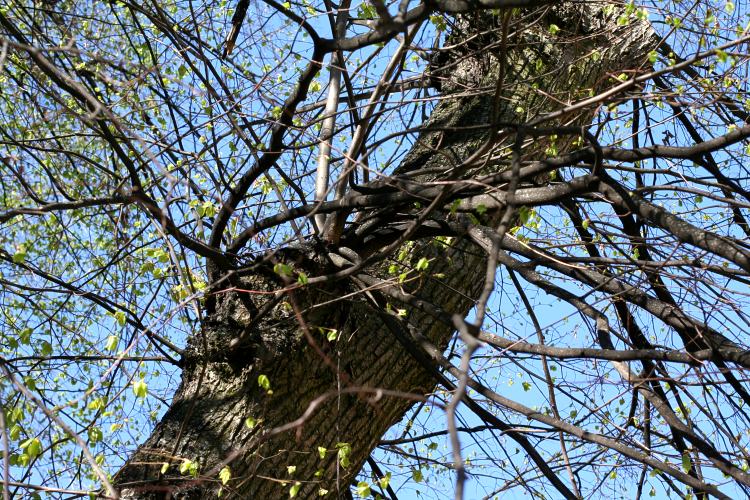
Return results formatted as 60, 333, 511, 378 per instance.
379, 472, 391, 490
522, 381, 531, 392
449, 199, 460, 214
415, 258, 429, 271
518, 206, 531, 225
88, 427, 103, 444
12, 245, 27, 264
40, 341, 52, 356
336, 442, 351, 468
114, 311, 127, 327
179, 460, 190, 474
179, 459, 198, 477
19, 328, 32, 345
648, 50, 658, 64
24, 376, 36, 392
219, 466, 231, 485
274, 263, 293, 278
318, 446, 327, 459
21, 438, 42, 459
429, 14, 447, 31
8, 408, 21, 426
318, 489, 329, 497
289, 482, 301, 498
287, 465, 296, 475
681, 452, 692, 473
161, 462, 170, 474
200, 201, 216, 218
548, 24, 560, 35
412, 467, 423, 483
355, 481, 371, 498
88, 397, 105, 411
245, 416, 257, 429
105, 335, 119, 351
133, 378, 148, 399
297, 272, 308, 285
258, 374, 271, 391
358, 2, 376, 18
9, 424, 21, 441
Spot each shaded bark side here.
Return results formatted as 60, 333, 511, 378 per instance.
115, 5, 655, 498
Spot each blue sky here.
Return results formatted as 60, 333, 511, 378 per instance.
2, 0, 750, 498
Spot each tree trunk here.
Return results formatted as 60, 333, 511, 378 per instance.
115, 6, 655, 498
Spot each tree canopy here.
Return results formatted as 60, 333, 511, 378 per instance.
2, 0, 750, 498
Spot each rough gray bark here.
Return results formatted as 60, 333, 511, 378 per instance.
115, 6, 655, 498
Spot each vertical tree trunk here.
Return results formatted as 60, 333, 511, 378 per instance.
115, 6, 655, 498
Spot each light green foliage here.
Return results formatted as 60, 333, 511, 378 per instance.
133, 379, 148, 399
411, 467, 423, 483
336, 442, 351, 468
379, 472, 391, 490
219, 466, 231, 484
179, 459, 199, 477
355, 481, 371, 497
274, 263, 294, 278
104, 335, 119, 351
0, 0, 748, 498
258, 374, 271, 392
289, 481, 302, 497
